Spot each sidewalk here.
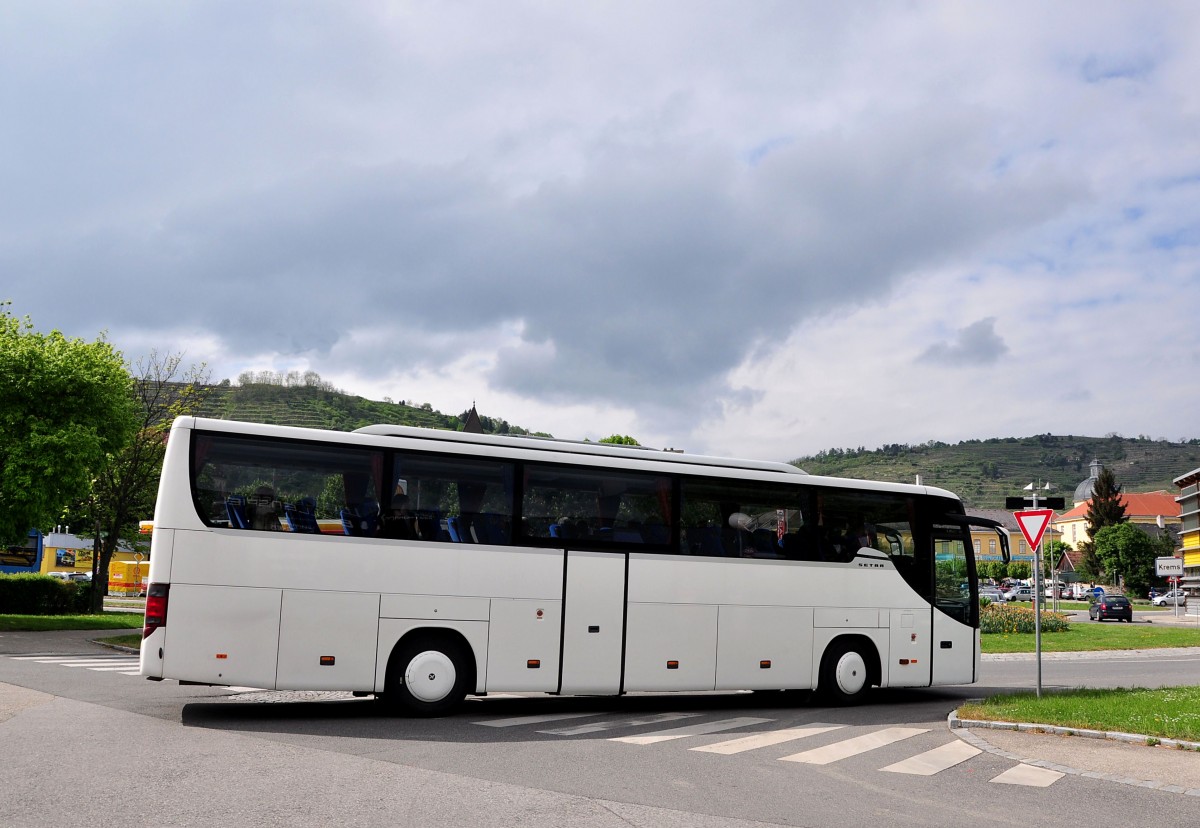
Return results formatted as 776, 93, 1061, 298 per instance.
0, 628, 129, 656
954, 713, 1200, 796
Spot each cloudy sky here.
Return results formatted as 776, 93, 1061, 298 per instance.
4, 2, 1199, 461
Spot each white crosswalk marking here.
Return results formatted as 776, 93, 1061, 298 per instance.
11, 652, 135, 662
780, 726, 929, 765
539, 711, 701, 736
611, 716, 773, 745
991, 764, 1064, 787
475, 712, 605, 728
85, 665, 143, 672
690, 724, 845, 755
881, 739, 981, 775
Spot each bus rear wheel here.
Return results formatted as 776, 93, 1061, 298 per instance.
818, 640, 873, 706
385, 636, 470, 717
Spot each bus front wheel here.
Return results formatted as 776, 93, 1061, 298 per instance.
385, 635, 470, 716
818, 640, 873, 706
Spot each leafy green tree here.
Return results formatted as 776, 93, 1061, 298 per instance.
600, 435, 640, 446
1008, 561, 1031, 580
0, 306, 136, 545
73, 352, 210, 611
1093, 522, 1157, 595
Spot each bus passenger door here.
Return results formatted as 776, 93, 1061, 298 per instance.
559, 549, 626, 695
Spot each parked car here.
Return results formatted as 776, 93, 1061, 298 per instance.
1089, 594, 1133, 622
1151, 589, 1187, 607
48, 571, 90, 582
979, 588, 1005, 603
1004, 586, 1035, 602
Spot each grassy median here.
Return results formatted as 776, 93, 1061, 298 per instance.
0, 612, 143, 631
981, 621, 1200, 654
959, 687, 1200, 743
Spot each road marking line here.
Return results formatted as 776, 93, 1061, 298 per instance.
475, 712, 605, 728
611, 717, 774, 745
780, 727, 929, 765
690, 724, 846, 755
991, 764, 1064, 787
539, 712, 701, 736
86, 665, 144, 672
881, 740, 981, 775
11, 656, 135, 664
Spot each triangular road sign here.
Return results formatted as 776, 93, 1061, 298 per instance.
1013, 509, 1054, 551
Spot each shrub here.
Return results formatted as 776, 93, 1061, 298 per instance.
980, 602, 1070, 634
0, 573, 93, 614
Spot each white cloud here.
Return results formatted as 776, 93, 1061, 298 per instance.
3, 1, 1199, 460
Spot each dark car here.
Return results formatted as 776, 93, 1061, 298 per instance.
1089, 594, 1133, 622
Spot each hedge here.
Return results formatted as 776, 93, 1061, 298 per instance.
0, 573, 93, 614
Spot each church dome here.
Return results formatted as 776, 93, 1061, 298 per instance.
1073, 459, 1103, 504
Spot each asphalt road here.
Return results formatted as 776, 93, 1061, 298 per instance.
2, 631, 1200, 828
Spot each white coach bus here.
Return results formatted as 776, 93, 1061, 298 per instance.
140, 417, 1008, 714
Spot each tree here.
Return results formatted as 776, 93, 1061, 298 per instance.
1078, 466, 1127, 580
1092, 523, 1158, 595
74, 352, 210, 612
1086, 467, 1127, 534
600, 435, 640, 446
0, 306, 136, 545
1007, 561, 1031, 580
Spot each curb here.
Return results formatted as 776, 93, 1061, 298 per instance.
948, 706, 1200, 796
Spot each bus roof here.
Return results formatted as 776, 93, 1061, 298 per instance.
177, 417, 960, 502
352, 423, 808, 477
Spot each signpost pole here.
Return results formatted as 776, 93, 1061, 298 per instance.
1030, 489, 1042, 700
1008, 489, 1063, 701
1013, 494, 1056, 701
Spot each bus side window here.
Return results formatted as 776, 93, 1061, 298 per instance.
391, 452, 515, 546
681, 479, 810, 560
521, 465, 671, 549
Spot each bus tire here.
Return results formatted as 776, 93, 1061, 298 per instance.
818, 639, 874, 706
385, 634, 471, 717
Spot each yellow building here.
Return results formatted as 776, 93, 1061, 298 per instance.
1176, 467, 1200, 595
40, 529, 148, 593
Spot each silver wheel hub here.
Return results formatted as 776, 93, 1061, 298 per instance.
404, 650, 456, 703
834, 651, 867, 696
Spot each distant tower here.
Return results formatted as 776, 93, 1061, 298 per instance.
462, 402, 484, 434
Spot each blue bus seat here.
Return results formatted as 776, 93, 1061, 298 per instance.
226, 495, 249, 529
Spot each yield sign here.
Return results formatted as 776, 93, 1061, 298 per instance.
1013, 509, 1054, 551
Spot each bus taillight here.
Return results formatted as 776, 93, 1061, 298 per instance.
144, 582, 169, 639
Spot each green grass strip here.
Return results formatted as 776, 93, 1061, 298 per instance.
959, 686, 1200, 743
981, 621, 1200, 653
96, 633, 143, 649
0, 613, 143, 631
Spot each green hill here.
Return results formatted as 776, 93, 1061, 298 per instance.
193, 381, 549, 438
793, 434, 1200, 509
